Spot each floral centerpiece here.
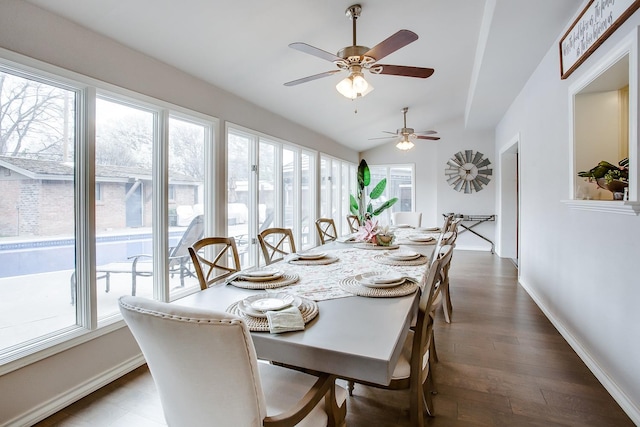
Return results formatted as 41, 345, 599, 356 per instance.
356, 218, 395, 246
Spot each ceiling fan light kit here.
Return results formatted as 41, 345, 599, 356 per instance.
285, 4, 434, 101
335, 67, 374, 99
395, 138, 415, 151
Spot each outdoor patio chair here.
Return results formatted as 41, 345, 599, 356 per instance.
70, 215, 204, 304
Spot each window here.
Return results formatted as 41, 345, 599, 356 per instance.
227, 124, 316, 264
319, 155, 357, 235
368, 164, 415, 225
0, 55, 216, 369
0, 64, 79, 357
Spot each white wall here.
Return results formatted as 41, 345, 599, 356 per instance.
495, 5, 640, 423
361, 116, 496, 251
0, 1, 357, 425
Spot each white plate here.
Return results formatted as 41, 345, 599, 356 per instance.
393, 224, 412, 229
386, 250, 421, 261
238, 269, 284, 282
296, 252, 326, 260
408, 235, 435, 242
422, 227, 440, 232
238, 293, 301, 318
355, 272, 406, 288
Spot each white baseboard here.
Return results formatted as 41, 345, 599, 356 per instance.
518, 278, 640, 425
3, 354, 146, 427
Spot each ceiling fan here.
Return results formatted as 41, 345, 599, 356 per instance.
370, 107, 440, 150
284, 4, 434, 99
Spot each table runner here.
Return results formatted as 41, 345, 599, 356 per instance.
265, 247, 430, 301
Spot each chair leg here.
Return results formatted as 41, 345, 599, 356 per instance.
347, 380, 355, 396
443, 285, 452, 323
430, 332, 439, 363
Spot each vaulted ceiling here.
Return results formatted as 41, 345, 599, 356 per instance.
26, 0, 581, 151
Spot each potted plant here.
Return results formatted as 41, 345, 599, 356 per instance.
349, 159, 398, 223
578, 158, 628, 198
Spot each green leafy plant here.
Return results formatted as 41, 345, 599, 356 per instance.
349, 159, 398, 223
578, 159, 628, 181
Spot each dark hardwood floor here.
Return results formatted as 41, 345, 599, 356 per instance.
34, 250, 634, 426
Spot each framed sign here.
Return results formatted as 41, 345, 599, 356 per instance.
560, 0, 640, 79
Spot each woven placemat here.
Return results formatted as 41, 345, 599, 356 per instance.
338, 277, 418, 298
397, 239, 437, 246
288, 256, 339, 265
373, 254, 429, 266
226, 297, 319, 332
229, 273, 299, 290
354, 243, 400, 250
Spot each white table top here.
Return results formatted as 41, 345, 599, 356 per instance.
176, 238, 436, 385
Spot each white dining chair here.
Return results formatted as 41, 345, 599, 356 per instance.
392, 211, 422, 227
119, 296, 347, 427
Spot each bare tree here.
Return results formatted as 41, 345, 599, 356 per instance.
0, 72, 70, 159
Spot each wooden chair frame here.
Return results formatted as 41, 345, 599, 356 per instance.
315, 218, 338, 245
346, 215, 360, 233
345, 247, 451, 426
258, 227, 297, 265
188, 237, 241, 290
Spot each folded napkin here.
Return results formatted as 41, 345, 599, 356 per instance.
337, 235, 357, 243
266, 306, 305, 334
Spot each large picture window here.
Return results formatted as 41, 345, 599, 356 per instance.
227, 125, 316, 266
0, 58, 216, 368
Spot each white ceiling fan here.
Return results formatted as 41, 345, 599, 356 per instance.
370, 107, 440, 150
284, 4, 434, 99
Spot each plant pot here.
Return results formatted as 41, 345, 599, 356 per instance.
375, 233, 395, 246
596, 178, 628, 193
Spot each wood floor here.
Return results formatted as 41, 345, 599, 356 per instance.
34, 250, 634, 427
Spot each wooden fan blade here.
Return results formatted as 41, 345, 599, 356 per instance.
368, 135, 397, 140
375, 65, 435, 78
289, 42, 343, 63
416, 135, 440, 140
284, 70, 342, 86
364, 30, 418, 62
414, 130, 437, 135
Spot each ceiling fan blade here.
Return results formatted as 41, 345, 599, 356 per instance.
368, 135, 397, 140
382, 131, 398, 135
416, 135, 441, 140
284, 70, 342, 86
375, 65, 435, 78
289, 42, 343, 63
414, 130, 437, 135
364, 30, 418, 62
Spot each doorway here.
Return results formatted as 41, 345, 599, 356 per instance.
498, 136, 519, 266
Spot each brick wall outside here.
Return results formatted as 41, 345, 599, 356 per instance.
0, 179, 198, 237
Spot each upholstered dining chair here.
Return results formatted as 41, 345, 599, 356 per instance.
346, 215, 360, 233
188, 237, 241, 290
119, 296, 347, 427
257, 227, 296, 265
392, 211, 422, 227
344, 248, 448, 426
315, 218, 338, 245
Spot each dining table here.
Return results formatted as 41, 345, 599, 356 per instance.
176, 225, 441, 386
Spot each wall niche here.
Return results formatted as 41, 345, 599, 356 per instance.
566, 27, 640, 215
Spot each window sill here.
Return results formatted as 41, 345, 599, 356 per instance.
561, 200, 640, 215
